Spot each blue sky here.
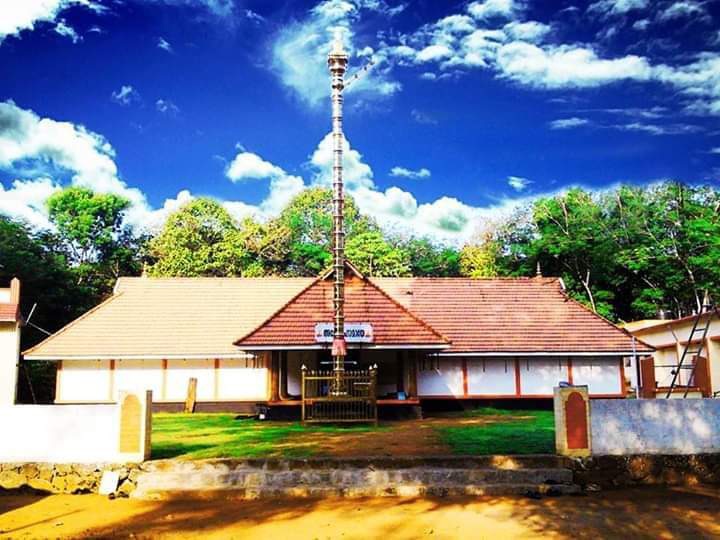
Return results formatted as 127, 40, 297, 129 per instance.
0, 0, 719, 243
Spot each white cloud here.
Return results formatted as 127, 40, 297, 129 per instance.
157, 37, 173, 53
270, 0, 401, 107
632, 18, 650, 30
309, 132, 374, 189
0, 0, 101, 43
155, 99, 180, 115
389, 166, 431, 179
226, 152, 287, 182
111, 85, 140, 106
502, 21, 550, 43
658, 1, 706, 21
54, 19, 80, 42
0, 177, 59, 229
416, 44, 453, 63
0, 100, 151, 230
710, 147, 720, 155
507, 175, 531, 191
587, 0, 648, 17
468, 0, 523, 20
549, 117, 590, 129
496, 42, 652, 88
611, 122, 702, 135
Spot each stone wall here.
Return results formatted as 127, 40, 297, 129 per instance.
570, 454, 720, 489
0, 463, 142, 496
590, 398, 720, 455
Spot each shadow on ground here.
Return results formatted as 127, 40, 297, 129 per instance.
2, 486, 720, 539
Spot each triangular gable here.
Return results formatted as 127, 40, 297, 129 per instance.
234, 264, 450, 349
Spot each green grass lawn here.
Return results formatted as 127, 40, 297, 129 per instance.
151, 413, 383, 460
434, 407, 556, 455
151, 407, 555, 460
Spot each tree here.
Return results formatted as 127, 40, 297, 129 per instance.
147, 198, 259, 277
346, 231, 411, 277
404, 238, 461, 277
0, 215, 91, 403
268, 187, 377, 276
459, 237, 500, 278
46, 187, 142, 296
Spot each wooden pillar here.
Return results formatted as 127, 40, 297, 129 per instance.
269, 351, 280, 402
694, 355, 712, 398
397, 351, 405, 394
406, 352, 418, 398
279, 351, 288, 400
639, 356, 656, 399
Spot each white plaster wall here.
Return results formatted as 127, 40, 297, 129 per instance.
418, 358, 463, 397
0, 322, 19, 406
467, 358, 515, 395
114, 360, 164, 400
572, 358, 623, 395
217, 360, 267, 400
590, 398, 720, 455
58, 360, 112, 402
519, 358, 569, 396
165, 359, 215, 401
287, 351, 314, 397
708, 340, 720, 395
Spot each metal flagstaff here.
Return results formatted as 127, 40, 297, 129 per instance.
328, 34, 349, 395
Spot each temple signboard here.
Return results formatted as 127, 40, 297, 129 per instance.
314, 323, 374, 343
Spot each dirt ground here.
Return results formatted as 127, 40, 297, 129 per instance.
2, 486, 720, 539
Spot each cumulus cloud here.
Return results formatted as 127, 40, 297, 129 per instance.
0, 0, 102, 43
507, 175, 531, 191
389, 166, 431, 179
111, 85, 140, 106
549, 117, 590, 129
270, 0, 402, 107
0, 100, 151, 230
0, 177, 60, 229
658, 1, 707, 21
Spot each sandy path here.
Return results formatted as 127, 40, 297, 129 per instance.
2, 486, 719, 539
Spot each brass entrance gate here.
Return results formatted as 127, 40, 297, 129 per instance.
301, 367, 377, 424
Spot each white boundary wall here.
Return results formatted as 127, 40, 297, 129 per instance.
590, 398, 720, 455
0, 391, 151, 463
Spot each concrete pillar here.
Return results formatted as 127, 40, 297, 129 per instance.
554, 385, 591, 457
0, 279, 21, 406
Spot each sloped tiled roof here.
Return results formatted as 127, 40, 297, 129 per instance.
23, 278, 313, 359
374, 277, 651, 353
0, 303, 19, 323
235, 274, 449, 348
24, 273, 649, 359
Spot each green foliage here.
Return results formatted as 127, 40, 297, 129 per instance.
269, 187, 377, 275
496, 182, 720, 321
147, 198, 258, 277
459, 237, 500, 278
346, 231, 411, 277
405, 238, 461, 277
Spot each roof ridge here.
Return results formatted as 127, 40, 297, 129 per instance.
23, 292, 125, 356
233, 275, 325, 346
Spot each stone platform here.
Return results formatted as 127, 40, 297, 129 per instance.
131, 456, 580, 499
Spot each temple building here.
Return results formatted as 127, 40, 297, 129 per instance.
22, 262, 650, 412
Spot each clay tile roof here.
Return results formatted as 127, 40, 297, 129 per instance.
235, 274, 449, 348
0, 303, 19, 323
373, 277, 652, 354
23, 278, 314, 359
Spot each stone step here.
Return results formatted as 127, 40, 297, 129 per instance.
145, 455, 572, 473
135, 467, 574, 492
135, 483, 582, 500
